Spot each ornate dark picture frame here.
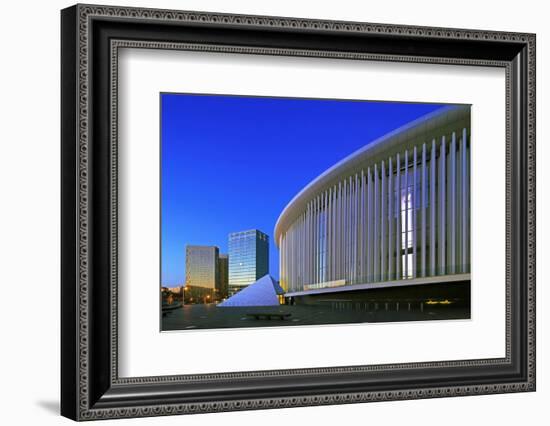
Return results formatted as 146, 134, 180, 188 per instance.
61, 4, 536, 421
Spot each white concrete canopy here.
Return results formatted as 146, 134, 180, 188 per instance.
217, 275, 284, 307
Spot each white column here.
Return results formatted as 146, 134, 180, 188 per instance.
325, 190, 329, 282
298, 221, 301, 288
374, 164, 380, 281
340, 179, 347, 279
461, 128, 468, 273
280, 234, 284, 290
299, 219, 302, 288
310, 201, 314, 285
303, 213, 306, 287
329, 187, 334, 281
367, 167, 373, 282
465, 128, 470, 273
294, 223, 297, 290
317, 195, 321, 283
354, 173, 361, 283
315, 195, 321, 283
439, 136, 446, 275
346, 176, 353, 281
404, 150, 409, 278
312, 201, 316, 285
360, 171, 366, 282
388, 158, 394, 280
450, 132, 457, 274
413, 146, 417, 278
294, 223, 298, 289
421, 143, 427, 277
328, 187, 333, 281
381, 161, 386, 282
430, 139, 436, 276
313, 196, 317, 284
351, 176, 355, 281
338, 182, 343, 280
306, 210, 309, 283
343, 178, 348, 282
395, 154, 401, 279
335, 185, 339, 278
287, 227, 291, 291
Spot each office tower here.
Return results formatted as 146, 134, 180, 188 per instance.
185, 245, 219, 290
217, 254, 229, 299
228, 229, 269, 296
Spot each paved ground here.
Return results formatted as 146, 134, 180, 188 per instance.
161, 303, 470, 331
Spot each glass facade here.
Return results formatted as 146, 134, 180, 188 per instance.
217, 254, 229, 299
185, 245, 219, 289
228, 229, 269, 296
399, 167, 423, 279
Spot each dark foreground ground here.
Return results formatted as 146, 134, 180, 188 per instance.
161, 302, 470, 331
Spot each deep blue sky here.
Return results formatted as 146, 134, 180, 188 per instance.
161, 94, 444, 286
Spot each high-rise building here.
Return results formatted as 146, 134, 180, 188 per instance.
185, 245, 219, 290
217, 254, 229, 299
228, 229, 269, 296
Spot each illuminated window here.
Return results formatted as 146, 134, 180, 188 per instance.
397, 168, 422, 279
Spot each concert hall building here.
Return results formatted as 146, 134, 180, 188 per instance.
274, 105, 471, 305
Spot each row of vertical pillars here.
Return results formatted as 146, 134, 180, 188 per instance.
279, 129, 470, 293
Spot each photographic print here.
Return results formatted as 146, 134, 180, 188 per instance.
160, 94, 471, 331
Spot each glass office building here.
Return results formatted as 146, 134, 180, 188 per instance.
275, 105, 471, 295
228, 229, 269, 296
185, 245, 219, 290
217, 254, 229, 299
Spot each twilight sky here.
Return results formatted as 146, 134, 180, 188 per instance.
161, 93, 445, 286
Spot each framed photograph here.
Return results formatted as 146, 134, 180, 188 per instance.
159, 95, 472, 332
61, 4, 536, 421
